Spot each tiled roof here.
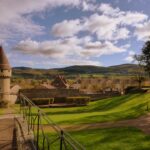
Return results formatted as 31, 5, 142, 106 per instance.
0, 46, 11, 69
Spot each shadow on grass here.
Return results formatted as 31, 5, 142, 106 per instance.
69, 127, 150, 150
56, 102, 148, 125
43, 94, 142, 116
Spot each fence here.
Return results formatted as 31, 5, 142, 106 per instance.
19, 93, 85, 150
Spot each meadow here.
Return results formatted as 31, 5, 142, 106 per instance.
41, 93, 150, 125
35, 93, 150, 149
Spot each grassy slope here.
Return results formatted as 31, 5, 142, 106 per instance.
71, 127, 150, 150
41, 93, 150, 125
40, 127, 150, 150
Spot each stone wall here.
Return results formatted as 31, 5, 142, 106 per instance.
20, 88, 120, 103
20, 88, 80, 99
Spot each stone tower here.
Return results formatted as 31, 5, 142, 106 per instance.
0, 46, 11, 104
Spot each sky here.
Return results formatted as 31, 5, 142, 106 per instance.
0, 0, 150, 68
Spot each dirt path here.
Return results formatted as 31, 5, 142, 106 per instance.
42, 113, 150, 135
0, 108, 17, 150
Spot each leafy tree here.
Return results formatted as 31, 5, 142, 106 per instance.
141, 40, 150, 76
133, 54, 145, 88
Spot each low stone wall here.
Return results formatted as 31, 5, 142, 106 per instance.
20, 89, 121, 104
20, 88, 80, 99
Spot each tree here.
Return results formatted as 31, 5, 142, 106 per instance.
141, 40, 150, 76
133, 54, 145, 88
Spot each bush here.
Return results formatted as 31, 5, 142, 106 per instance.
0, 100, 9, 108
125, 86, 146, 94
54, 97, 66, 103
32, 98, 54, 105
66, 97, 90, 105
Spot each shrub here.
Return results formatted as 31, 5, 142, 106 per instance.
54, 97, 66, 103
125, 86, 146, 94
66, 97, 90, 105
0, 100, 9, 108
32, 98, 54, 105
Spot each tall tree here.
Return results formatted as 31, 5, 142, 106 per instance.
133, 54, 145, 88
142, 40, 150, 76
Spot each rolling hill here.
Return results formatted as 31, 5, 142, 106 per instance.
12, 64, 140, 79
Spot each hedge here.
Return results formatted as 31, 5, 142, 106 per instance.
66, 97, 90, 105
32, 98, 54, 105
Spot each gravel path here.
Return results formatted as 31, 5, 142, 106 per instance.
0, 108, 17, 150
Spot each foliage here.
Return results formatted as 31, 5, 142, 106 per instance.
66, 97, 90, 105
133, 54, 146, 88
141, 41, 150, 76
0, 100, 8, 108
32, 98, 54, 105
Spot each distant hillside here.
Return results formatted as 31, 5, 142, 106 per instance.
12, 64, 139, 79
58, 64, 139, 75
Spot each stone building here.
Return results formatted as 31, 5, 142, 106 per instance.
0, 46, 11, 103
51, 75, 69, 89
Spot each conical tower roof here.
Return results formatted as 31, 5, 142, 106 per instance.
0, 46, 11, 70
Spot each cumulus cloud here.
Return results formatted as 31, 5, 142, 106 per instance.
14, 37, 127, 60
134, 21, 150, 40
82, 41, 126, 57
0, 0, 88, 42
124, 51, 135, 62
14, 39, 69, 58
98, 3, 122, 17
81, 1, 97, 11
84, 13, 130, 40
52, 19, 83, 37
51, 3, 147, 40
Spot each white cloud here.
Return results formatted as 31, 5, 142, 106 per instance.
52, 19, 82, 37
82, 41, 126, 57
84, 13, 130, 40
14, 37, 127, 61
81, 1, 97, 11
98, 3, 122, 17
121, 12, 148, 25
134, 21, 150, 40
124, 51, 135, 62
0, 0, 86, 42
51, 3, 148, 41
14, 39, 69, 58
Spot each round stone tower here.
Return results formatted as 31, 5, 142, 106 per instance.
0, 46, 11, 104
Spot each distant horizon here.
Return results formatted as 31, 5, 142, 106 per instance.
12, 63, 136, 70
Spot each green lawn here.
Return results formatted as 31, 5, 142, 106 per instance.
39, 127, 150, 150
34, 93, 150, 149
70, 127, 150, 150
39, 93, 150, 125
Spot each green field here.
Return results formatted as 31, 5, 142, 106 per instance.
40, 93, 150, 125
70, 127, 150, 150
33, 93, 150, 150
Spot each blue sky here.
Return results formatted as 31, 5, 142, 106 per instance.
0, 0, 150, 68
